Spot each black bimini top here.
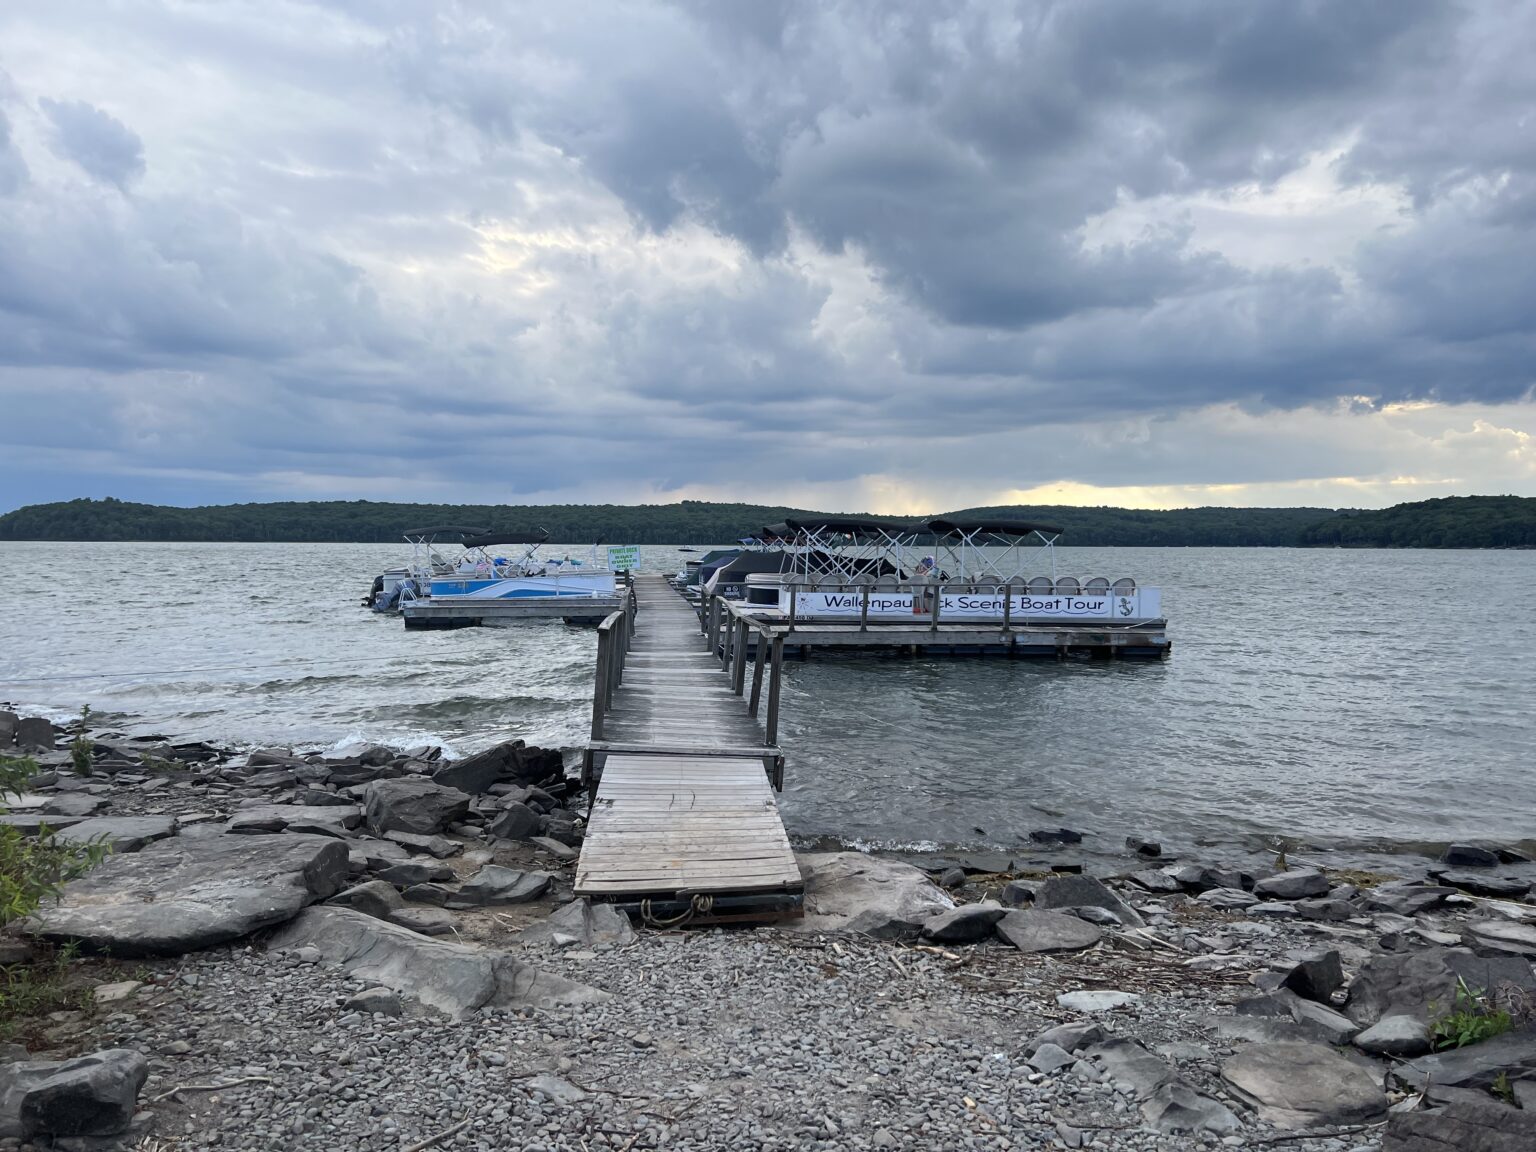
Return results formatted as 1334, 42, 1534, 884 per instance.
783, 517, 923, 538
460, 529, 550, 548
402, 524, 491, 540
926, 519, 1065, 539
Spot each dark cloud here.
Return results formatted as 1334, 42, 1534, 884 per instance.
39, 97, 145, 188
0, 0, 1533, 510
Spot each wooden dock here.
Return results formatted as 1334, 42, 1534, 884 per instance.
576, 575, 801, 921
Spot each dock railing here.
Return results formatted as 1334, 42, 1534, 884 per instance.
699, 595, 787, 766
588, 583, 638, 742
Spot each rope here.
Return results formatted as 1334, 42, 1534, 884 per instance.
639, 893, 716, 928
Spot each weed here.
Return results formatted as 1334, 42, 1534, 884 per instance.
0, 943, 93, 1041
1430, 978, 1514, 1050
1492, 1071, 1515, 1104
1, 754, 110, 928
69, 734, 95, 776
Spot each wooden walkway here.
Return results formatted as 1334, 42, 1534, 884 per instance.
575, 576, 801, 917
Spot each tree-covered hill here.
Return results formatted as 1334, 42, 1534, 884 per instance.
0, 494, 1531, 546
1296, 495, 1536, 548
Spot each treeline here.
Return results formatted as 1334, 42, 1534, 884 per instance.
1296, 496, 1536, 548
0, 495, 1531, 547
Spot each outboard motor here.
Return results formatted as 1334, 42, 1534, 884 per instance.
364, 575, 384, 608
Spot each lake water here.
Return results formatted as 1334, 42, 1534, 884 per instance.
1, 542, 1531, 866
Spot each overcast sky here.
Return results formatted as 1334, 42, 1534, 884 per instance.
2, 1, 1534, 513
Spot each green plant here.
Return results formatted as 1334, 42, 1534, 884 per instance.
0, 942, 93, 1041
1, 754, 110, 928
1430, 978, 1514, 1051
69, 735, 94, 777
1492, 1071, 1514, 1104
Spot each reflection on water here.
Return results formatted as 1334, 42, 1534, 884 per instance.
1, 541, 1532, 856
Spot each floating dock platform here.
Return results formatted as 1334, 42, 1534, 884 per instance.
402, 595, 626, 629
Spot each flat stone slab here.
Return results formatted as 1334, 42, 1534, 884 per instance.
795, 852, 954, 938
1058, 990, 1141, 1012
225, 804, 361, 834
1222, 1042, 1389, 1129
996, 909, 1103, 953
1395, 1028, 1536, 1091
1033, 874, 1145, 929
53, 816, 177, 853
451, 865, 551, 907
269, 906, 606, 1017
1381, 1098, 1536, 1152
24, 834, 349, 957
1463, 920, 1536, 958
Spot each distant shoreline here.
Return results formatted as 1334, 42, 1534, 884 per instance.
1, 494, 1532, 548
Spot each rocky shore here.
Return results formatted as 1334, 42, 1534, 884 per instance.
2, 710, 1535, 1151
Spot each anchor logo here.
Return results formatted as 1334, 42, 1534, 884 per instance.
1117, 596, 1134, 617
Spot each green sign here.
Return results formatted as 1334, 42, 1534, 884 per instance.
607, 544, 641, 571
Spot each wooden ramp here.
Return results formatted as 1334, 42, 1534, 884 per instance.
576, 575, 801, 920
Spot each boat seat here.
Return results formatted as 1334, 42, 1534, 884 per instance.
1026, 576, 1054, 595
1111, 577, 1136, 596
1054, 577, 1081, 595
1083, 577, 1111, 594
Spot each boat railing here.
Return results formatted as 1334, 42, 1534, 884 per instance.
702, 579, 1156, 640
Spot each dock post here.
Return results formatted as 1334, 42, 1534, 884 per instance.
748, 628, 768, 716
1001, 583, 1012, 633
931, 583, 942, 631
786, 585, 797, 634
732, 617, 749, 694
860, 584, 870, 632
765, 634, 785, 748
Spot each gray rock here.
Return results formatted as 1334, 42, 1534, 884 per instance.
0, 813, 85, 835
1463, 920, 1536, 958
519, 899, 635, 949
529, 835, 579, 862
1354, 1014, 1432, 1057
1281, 949, 1345, 1002
1198, 888, 1258, 911
1253, 868, 1330, 901
1362, 881, 1456, 916
1125, 836, 1161, 858
794, 852, 954, 938
0, 710, 16, 748
1057, 990, 1140, 1012
402, 883, 454, 906
1442, 844, 1500, 869
937, 866, 966, 890
526, 1074, 588, 1105
486, 802, 540, 841
1067, 905, 1122, 925
226, 804, 361, 834
453, 865, 551, 907
1028, 1043, 1076, 1073
1435, 871, 1532, 899
1028, 1022, 1104, 1055
1128, 868, 1182, 894
922, 900, 1005, 943
268, 906, 607, 1017
327, 880, 404, 920
343, 987, 402, 1016
0, 1048, 148, 1139
40, 793, 108, 818
382, 830, 463, 858
14, 717, 55, 751
1346, 947, 1536, 1025
1000, 878, 1039, 906
1084, 1038, 1175, 1099
1395, 1028, 1536, 1091
1034, 874, 1145, 929
1381, 1098, 1536, 1152
387, 907, 457, 936
1287, 998, 1359, 1045
363, 779, 471, 836
1141, 1083, 1240, 1135
995, 909, 1102, 953
53, 815, 177, 853
429, 750, 505, 795
1222, 1042, 1388, 1129
377, 861, 455, 888
1294, 897, 1357, 921
25, 834, 348, 956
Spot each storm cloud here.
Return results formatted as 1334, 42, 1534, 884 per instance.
0, 1, 1533, 512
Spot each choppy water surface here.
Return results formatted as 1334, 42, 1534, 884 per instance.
1, 542, 1531, 861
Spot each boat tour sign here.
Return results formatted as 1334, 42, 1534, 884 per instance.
789, 588, 1162, 621
606, 544, 641, 571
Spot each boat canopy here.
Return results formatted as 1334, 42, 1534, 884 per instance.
783, 517, 922, 538
925, 519, 1064, 539
401, 525, 490, 540
460, 529, 550, 548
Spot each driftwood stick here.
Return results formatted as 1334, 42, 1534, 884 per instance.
148, 1076, 273, 1103
402, 1116, 473, 1152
